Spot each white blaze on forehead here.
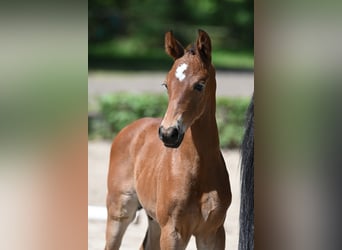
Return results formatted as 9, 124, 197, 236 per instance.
175, 63, 188, 81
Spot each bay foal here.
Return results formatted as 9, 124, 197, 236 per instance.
105, 30, 231, 250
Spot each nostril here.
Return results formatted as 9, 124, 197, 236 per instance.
170, 127, 179, 139
159, 126, 181, 146
158, 125, 184, 147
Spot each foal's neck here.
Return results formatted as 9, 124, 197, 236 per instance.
190, 75, 220, 155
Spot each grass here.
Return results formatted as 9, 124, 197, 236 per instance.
213, 50, 254, 70
89, 38, 254, 71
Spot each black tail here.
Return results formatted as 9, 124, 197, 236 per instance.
239, 94, 254, 250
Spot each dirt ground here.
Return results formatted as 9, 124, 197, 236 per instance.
88, 141, 241, 250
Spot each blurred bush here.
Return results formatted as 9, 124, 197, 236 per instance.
216, 97, 251, 148
89, 93, 250, 148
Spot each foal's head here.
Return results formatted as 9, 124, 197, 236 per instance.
158, 30, 215, 148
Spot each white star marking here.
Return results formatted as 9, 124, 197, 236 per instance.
175, 63, 188, 81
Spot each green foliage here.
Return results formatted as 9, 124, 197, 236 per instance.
89, 40, 254, 70
89, 93, 250, 148
100, 93, 168, 134
216, 97, 250, 148
89, 0, 254, 70
89, 0, 253, 48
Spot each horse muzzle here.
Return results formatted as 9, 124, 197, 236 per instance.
158, 125, 184, 148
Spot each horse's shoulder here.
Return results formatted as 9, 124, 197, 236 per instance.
134, 117, 162, 128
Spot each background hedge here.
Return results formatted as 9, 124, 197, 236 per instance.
89, 93, 250, 148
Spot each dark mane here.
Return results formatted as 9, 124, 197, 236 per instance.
239, 94, 254, 250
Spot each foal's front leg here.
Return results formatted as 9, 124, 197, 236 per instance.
159, 223, 191, 250
195, 225, 225, 250
105, 191, 140, 250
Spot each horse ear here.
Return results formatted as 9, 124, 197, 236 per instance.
165, 31, 184, 60
196, 29, 212, 64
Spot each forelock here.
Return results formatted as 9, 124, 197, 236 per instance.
185, 43, 196, 55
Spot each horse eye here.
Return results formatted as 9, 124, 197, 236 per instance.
161, 82, 168, 89
194, 82, 205, 92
